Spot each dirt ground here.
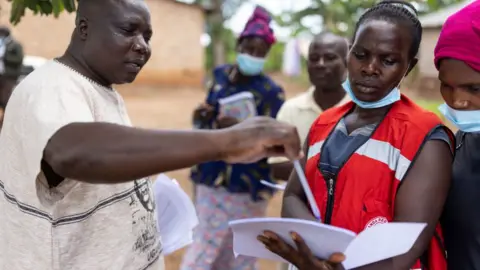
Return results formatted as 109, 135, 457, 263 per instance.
117, 75, 306, 270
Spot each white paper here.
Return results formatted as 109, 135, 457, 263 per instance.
260, 180, 286, 190
229, 218, 426, 269
343, 222, 426, 269
229, 218, 355, 263
218, 91, 257, 121
154, 174, 199, 255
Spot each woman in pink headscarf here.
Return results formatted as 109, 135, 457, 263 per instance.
436, 1, 480, 269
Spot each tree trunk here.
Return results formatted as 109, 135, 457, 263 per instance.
210, 0, 226, 66
212, 36, 226, 66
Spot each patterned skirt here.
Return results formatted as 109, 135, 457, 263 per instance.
180, 185, 268, 270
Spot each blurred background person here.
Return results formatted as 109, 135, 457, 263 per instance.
183, 5, 285, 270
268, 31, 349, 182
0, 26, 24, 130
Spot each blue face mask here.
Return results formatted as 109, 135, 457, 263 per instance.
237, 53, 265, 76
342, 79, 401, 109
438, 103, 480, 132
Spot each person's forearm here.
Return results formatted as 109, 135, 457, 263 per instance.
352, 247, 422, 270
281, 195, 317, 222
270, 161, 293, 180
44, 122, 230, 184
351, 259, 394, 270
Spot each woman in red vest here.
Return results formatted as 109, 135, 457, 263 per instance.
257, 1, 454, 269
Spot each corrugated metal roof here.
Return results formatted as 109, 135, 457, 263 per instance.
420, 0, 475, 28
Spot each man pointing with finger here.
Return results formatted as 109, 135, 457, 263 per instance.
0, 0, 301, 269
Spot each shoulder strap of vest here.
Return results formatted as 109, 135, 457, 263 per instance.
388, 94, 444, 130
384, 94, 456, 154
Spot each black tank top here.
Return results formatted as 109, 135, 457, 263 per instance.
442, 131, 480, 269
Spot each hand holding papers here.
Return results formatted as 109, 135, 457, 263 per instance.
153, 174, 199, 255
229, 218, 426, 269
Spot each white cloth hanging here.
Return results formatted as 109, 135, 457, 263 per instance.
282, 38, 301, 77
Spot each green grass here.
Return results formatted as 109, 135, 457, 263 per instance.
415, 99, 443, 118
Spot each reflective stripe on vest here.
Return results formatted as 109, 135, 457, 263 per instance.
307, 138, 411, 181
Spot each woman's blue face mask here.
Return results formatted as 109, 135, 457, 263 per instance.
237, 53, 266, 76
342, 79, 401, 109
342, 68, 408, 109
439, 104, 480, 132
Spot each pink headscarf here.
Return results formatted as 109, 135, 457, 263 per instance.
434, 1, 480, 72
239, 6, 276, 46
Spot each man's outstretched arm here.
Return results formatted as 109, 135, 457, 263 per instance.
44, 117, 302, 184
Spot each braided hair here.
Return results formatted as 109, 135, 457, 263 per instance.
352, 0, 422, 60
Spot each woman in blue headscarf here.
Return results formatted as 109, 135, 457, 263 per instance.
181, 6, 285, 270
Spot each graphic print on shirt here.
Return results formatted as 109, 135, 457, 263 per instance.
130, 178, 161, 263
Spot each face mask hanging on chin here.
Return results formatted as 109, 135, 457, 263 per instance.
438, 103, 480, 133
236, 53, 266, 76
342, 68, 409, 109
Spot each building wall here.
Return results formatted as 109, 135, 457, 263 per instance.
0, 0, 205, 87
413, 27, 442, 98
418, 28, 441, 78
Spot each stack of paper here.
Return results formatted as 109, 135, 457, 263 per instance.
153, 174, 199, 255
229, 217, 426, 269
218, 91, 257, 121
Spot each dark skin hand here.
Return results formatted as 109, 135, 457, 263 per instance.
45, 117, 303, 184
270, 161, 293, 180
191, 102, 239, 129
216, 115, 239, 129
275, 20, 453, 269
192, 103, 214, 123
42, 0, 303, 184
258, 231, 346, 270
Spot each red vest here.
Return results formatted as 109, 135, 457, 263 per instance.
305, 95, 453, 270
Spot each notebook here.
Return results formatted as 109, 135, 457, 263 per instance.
218, 91, 257, 121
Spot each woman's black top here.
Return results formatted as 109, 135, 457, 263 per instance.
442, 131, 480, 269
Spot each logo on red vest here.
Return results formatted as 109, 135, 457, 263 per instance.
365, 216, 388, 229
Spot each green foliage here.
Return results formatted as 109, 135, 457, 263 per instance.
275, 0, 465, 37
416, 99, 444, 120
8, 0, 76, 25
264, 42, 285, 72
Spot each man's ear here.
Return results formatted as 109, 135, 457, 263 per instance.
76, 16, 89, 41
406, 58, 418, 76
